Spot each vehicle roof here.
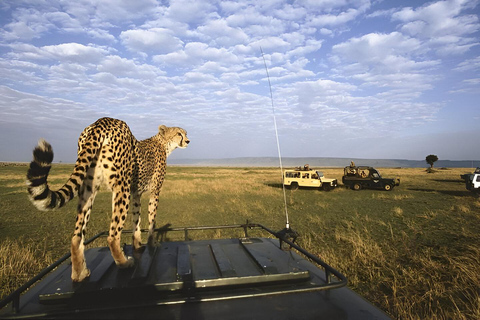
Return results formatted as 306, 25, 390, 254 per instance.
0, 225, 390, 319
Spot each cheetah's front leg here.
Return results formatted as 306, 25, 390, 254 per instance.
147, 193, 160, 246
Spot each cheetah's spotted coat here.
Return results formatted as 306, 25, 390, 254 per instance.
26, 117, 189, 281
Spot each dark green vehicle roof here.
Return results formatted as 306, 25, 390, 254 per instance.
0, 223, 390, 319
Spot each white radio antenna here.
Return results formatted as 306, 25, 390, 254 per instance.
260, 47, 290, 230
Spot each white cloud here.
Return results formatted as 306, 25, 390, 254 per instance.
393, 0, 479, 37
462, 78, 480, 85
86, 28, 116, 42
286, 39, 323, 58
44, 11, 82, 30
296, 0, 353, 12
0, 3, 117, 42
152, 50, 189, 66
330, 32, 441, 94
183, 71, 218, 84
454, 55, 480, 71
5, 42, 110, 65
97, 55, 165, 79
196, 19, 249, 47
448, 78, 480, 94
392, 0, 480, 55
167, 0, 217, 24
366, 8, 397, 19
250, 36, 291, 52
297, 0, 371, 29
332, 32, 423, 63
281, 31, 306, 48
62, 0, 158, 25
153, 42, 241, 67
226, 6, 286, 35
195, 61, 229, 74
273, 4, 307, 21
1, 8, 53, 40
279, 78, 356, 108
308, 7, 365, 27
274, 77, 441, 138
219, 1, 245, 14
0, 85, 101, 127
41, 43, 108, 63
120, 28, 184, 55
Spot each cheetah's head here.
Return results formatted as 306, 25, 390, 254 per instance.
159, 125, 190, 154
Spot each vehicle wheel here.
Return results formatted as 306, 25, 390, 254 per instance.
384, 184, 393, 191
290, 182, 299, 190
322, 184, 332, 191
352, 183, 361, 191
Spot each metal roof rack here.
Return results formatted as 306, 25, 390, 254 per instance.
0, 221, 392, 319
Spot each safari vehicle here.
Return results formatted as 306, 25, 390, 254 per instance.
283, 165, 338, 191
0, 223, 390, 319
342, 164, 400, 191
463, 167, 480, 193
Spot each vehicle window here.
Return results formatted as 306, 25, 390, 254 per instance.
476, 175, 480, 182
285, 172, 302, 178
302, 173, 309, 179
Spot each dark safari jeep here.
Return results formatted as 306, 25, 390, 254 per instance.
0, 223, 390, 319
342, 164, 400, 191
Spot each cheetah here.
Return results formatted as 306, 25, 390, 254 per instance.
26, 117, 189, 282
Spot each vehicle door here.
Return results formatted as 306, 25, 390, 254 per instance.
371, 171, 382, 188
300, 172, 310, 186
310, 172, 321, 187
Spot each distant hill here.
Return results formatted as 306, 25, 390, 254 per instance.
169, 157, 479, 168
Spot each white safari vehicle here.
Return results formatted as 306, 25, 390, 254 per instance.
463, 167, 480, 194
283, 167, 338, 191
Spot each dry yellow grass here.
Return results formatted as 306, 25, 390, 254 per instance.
302, 211, 480, 320
0, 239, 53, 300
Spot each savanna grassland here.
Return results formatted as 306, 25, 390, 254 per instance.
0, 163, 479, 319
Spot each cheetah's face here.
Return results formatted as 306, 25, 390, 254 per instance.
172, 128, 189, 149
159, 125, 190, 150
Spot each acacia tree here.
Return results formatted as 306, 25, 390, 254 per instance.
426, 154, 439, 168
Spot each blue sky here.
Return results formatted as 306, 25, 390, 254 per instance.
0, 0, 479, 163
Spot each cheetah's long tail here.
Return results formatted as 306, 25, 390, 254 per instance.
26, 139, 83, 210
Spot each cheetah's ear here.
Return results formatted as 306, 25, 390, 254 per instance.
158, 125, 167, 136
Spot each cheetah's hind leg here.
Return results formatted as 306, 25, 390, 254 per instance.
71, 178, 97, 282
132, 193, 145, 253
107, 187, 134, 269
